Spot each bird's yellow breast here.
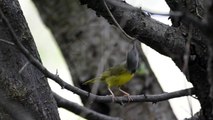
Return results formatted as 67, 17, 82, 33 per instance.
105, 72, 134, 87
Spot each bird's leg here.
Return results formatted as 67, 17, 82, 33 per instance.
119, 87, 133, 101
108, 87, 115, 102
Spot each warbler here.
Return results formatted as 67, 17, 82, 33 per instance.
84, 41, 139, 101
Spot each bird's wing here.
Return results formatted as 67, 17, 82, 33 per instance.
108, 64, 127, 75
101, 70, 110, 81
83, 65, 127, 84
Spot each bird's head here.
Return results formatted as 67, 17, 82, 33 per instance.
126, 41, 139, 73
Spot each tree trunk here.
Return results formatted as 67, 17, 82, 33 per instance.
0, 0, 60, 119
32, 0, 177, 119
166, 0, 211, 119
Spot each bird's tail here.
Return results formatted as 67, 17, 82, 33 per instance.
83, 77, 101, 85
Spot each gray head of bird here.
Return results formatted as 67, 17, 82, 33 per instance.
126, 41, 139, 73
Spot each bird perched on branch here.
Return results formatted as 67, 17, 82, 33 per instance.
84, 41, 139, 101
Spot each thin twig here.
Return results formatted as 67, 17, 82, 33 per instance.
0, 38, 15, 45
103, 0, 135, 42
19, 61, 30, 74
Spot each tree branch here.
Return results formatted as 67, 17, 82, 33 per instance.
86, 88, 195, 103
79, 0, 186, 58
53, 92, 122, 120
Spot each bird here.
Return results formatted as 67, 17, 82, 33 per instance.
84, 41, 139, 101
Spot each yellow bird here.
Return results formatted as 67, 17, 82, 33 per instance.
84, 41, 139, 101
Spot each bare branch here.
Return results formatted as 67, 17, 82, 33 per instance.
90, 88, 195, 103
53, 92, 122, 120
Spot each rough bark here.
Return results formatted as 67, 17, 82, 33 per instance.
0, 0, 60, 120
32, 0, 177, 119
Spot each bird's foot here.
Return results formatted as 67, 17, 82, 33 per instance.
119, 88, 133, 102
124, 93, 133, 102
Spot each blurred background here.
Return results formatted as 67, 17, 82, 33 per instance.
19, 0, 200, 119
